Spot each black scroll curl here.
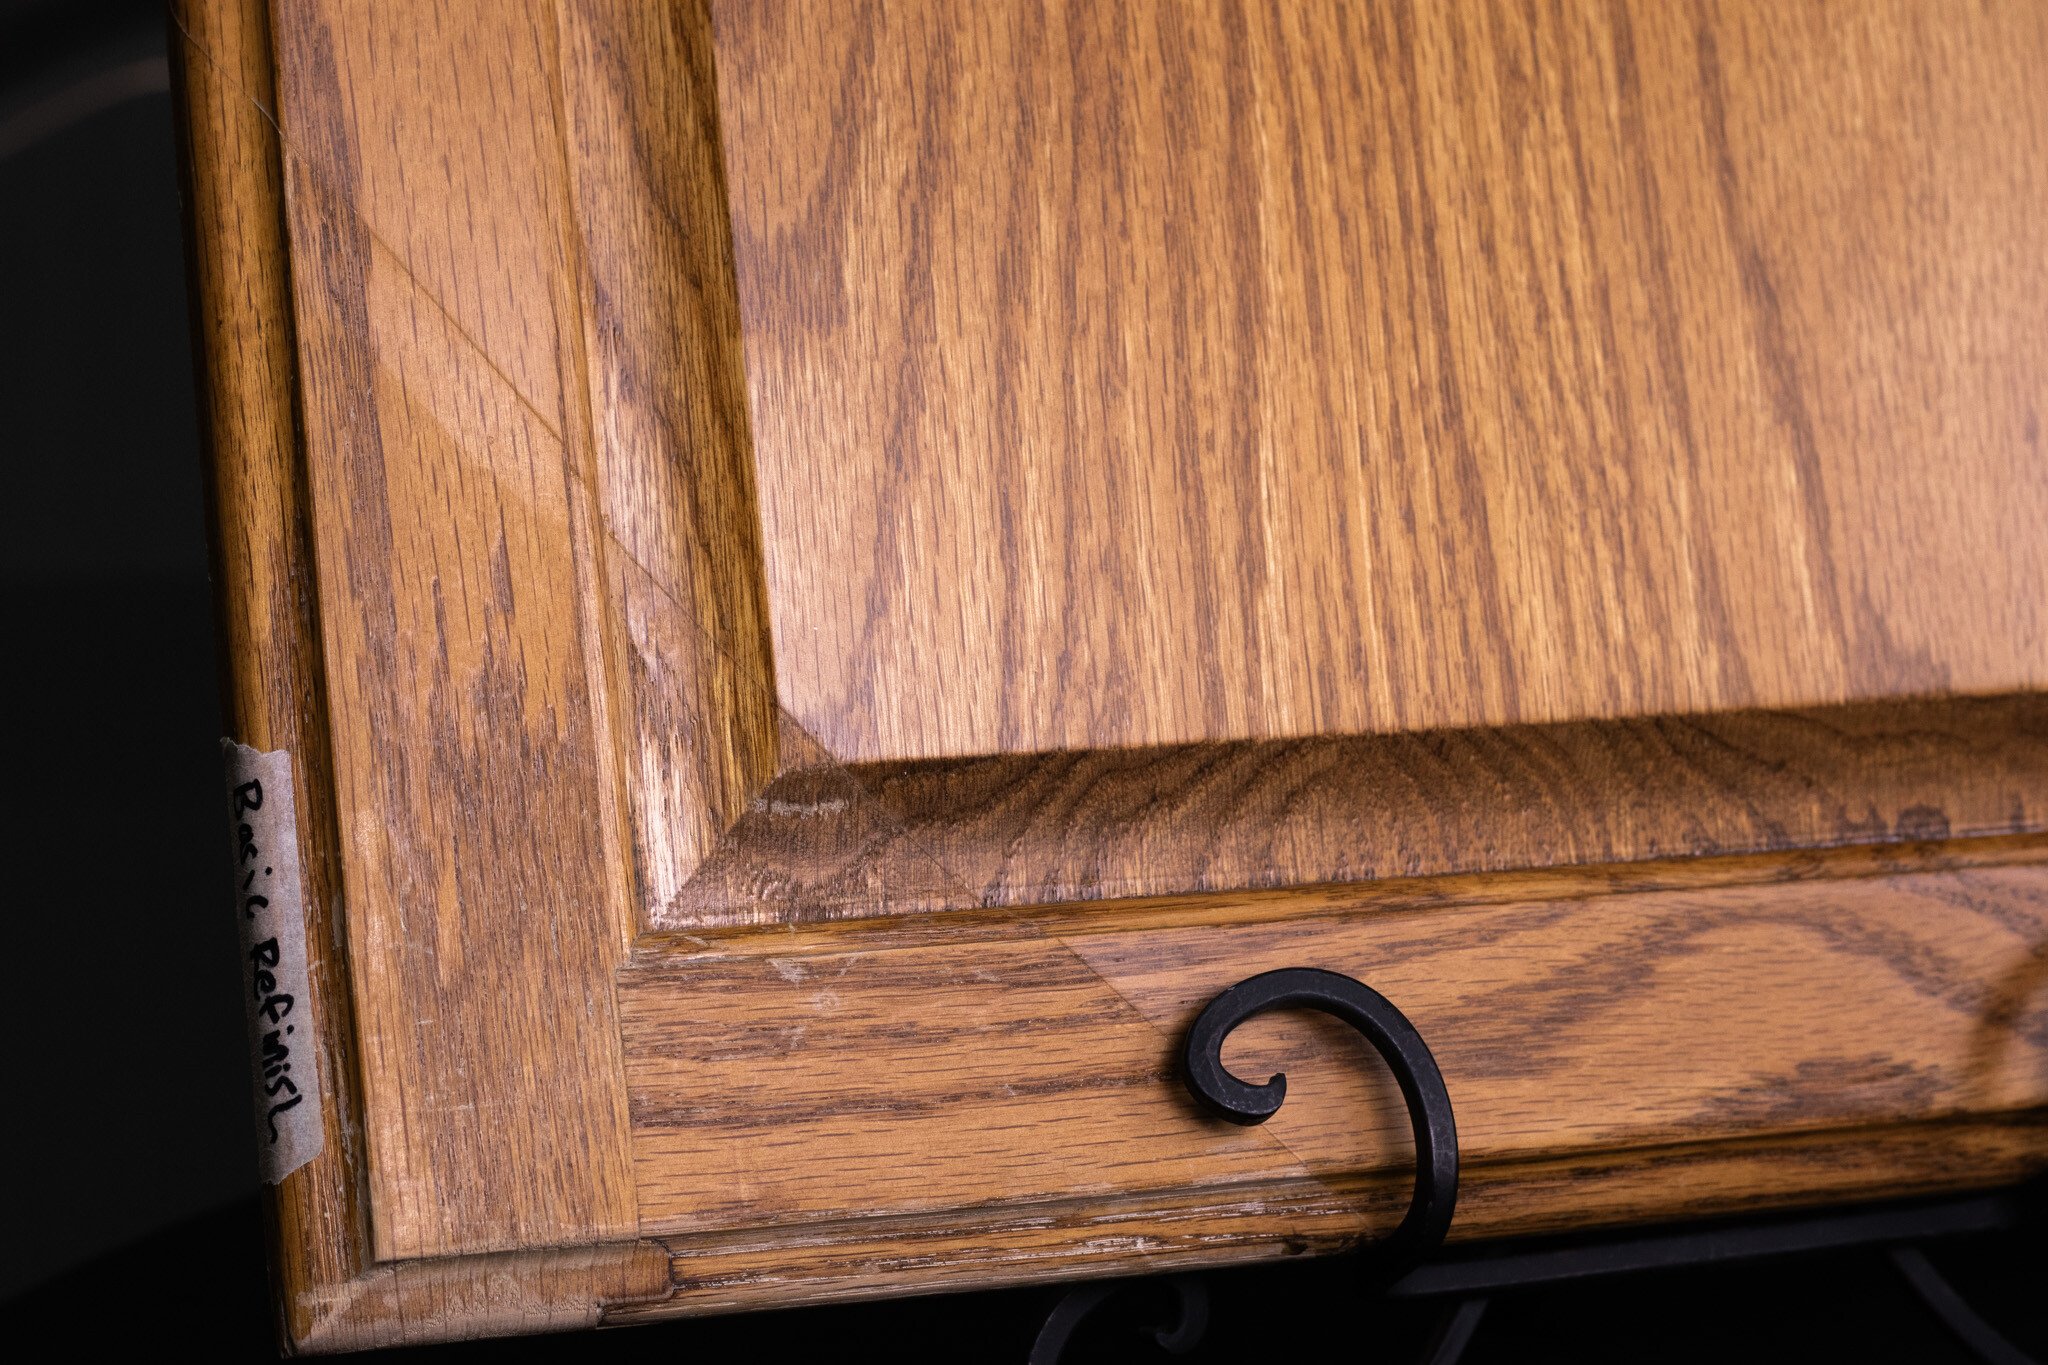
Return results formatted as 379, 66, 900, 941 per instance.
1180, 966, 1460, 1279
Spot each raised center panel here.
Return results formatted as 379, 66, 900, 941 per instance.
716, 0, 2048, 764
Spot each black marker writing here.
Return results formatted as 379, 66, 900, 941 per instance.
226, 743, 322, 1181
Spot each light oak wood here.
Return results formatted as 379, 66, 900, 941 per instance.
569, 0, 2048, 933
623, 846, 2048, 1237
265, 0, 640, 1260
173, 0, 2048, 1351
175, 0, 680, 1348
559, 0, 785, 923
716, 0, 2048, 762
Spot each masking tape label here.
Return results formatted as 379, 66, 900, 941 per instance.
223, 741, 324, 1183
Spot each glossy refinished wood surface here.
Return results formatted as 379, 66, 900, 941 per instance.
717, 0, 2048, 761
171, 0, 375, 1333
172, 0, 2048, 1351
265, 0, 644, 1265
624, 844, 2048, 1240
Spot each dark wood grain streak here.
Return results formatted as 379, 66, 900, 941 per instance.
622, 1116, 2048, 1319
267, 0, 638, 1261
711, 0, 2048, 763
181, 0, 2048, 1349
178, 0, 676, 1348
557, 0, 785, 923
623, 847, 2048, 1235
654, 693, 2048, 928
561, 0, 2048, 935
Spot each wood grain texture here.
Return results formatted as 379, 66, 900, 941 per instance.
287, 1241, 672, 1353
557, 0, 785, 921
714, 0, 2048, 763
654, 693, 2048, 927
625, 1116, 2047, 1319
183, 0, 2048, 1349
265, 0, 638, 1260
177, 1, 676, 1350
624, 844, 2048, 1236
568, 0, 2048, 937
169, 0, 373, 1340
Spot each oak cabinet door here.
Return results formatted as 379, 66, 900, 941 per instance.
176, 0, 2048, 1350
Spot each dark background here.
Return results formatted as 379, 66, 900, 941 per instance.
1, 2, 2040, 1359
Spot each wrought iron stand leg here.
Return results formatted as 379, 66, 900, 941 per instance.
1028, 966, 1462, 1362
